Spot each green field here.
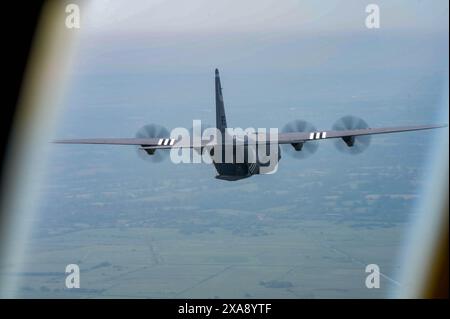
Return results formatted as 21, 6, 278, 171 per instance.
8, 218, 404, 298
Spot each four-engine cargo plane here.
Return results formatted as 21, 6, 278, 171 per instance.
55, 69, 446, 181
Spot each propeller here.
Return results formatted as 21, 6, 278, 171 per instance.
135, 124, 170, 163
332, 115, 371, 154
282, 120, 318, 159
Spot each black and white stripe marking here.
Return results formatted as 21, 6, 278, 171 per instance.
248, 162, 258, 174
157, 138, 175, 146
309, 131, 327, 140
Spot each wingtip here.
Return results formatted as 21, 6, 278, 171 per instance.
52, 140, 74, 144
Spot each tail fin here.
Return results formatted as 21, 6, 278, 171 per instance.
215, 68, 227, 133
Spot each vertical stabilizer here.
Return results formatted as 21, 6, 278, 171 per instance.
215, 68, 227, 134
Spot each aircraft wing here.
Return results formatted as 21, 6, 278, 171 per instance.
54, 124, 445, 149
276, 124, 446, 145
53, 137, 211, 149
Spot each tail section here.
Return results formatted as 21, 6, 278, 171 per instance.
215, 68, 227, 134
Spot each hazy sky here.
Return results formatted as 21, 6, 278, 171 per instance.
83, 0, 448, 34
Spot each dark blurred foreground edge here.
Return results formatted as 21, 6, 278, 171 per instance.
0, 2, 44, 187
0, 1, 45, 249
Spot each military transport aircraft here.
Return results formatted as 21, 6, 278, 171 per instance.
55, 69, 446, 181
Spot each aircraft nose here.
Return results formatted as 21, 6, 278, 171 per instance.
215, 68, 219, 75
